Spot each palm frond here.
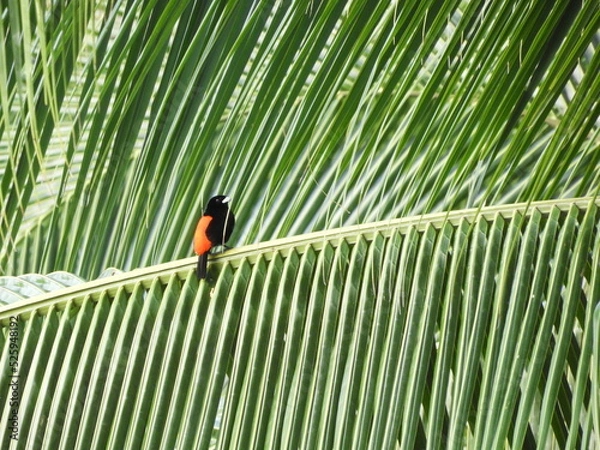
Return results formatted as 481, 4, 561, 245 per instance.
0, 198, 598, 448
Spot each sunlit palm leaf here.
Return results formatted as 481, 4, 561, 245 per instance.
0, 199, 597, 448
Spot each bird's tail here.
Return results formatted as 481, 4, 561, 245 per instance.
197, 253, 208, 279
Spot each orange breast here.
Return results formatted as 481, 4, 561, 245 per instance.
194, 215, 213, 255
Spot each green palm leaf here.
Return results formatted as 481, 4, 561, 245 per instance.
1, 199, 598, 448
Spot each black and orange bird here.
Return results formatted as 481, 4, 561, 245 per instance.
193, 195, 235, 279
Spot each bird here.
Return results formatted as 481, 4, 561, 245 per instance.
193, 195, 235, 279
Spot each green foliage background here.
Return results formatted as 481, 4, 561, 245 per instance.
0, 0, 599, 448
0, 0, 598, 279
